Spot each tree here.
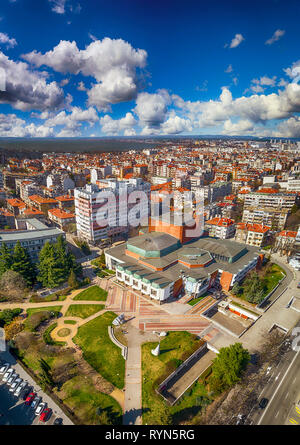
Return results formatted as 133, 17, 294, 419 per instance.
0, 308, 22, 327
0, 243, 13, 278
38, 237, 82, 288
11, 241, 36, 286
39, 358, 54, 389
0, 270, 28, 301
38, 242, 61, 288
243, 271, 264, 304
210, 343, 250, 393
68, 269, 79, 289
232, 282, 242, 296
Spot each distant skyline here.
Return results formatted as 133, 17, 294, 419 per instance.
0, 0, 300, 138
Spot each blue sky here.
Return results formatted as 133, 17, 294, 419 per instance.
0, 0, 300, 137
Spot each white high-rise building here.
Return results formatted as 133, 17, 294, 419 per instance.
74, 178, 151, 244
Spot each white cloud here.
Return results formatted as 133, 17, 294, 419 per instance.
44, 106, 99, 131
100, 112, 137, 136
226, 34, 244, 49
265, 29, 285, 45
222, 118, 254, 135
77, 81, 87, 91
0, 113, 54, 137
23, 38, 147, 111
134, 90, 170, 129
161, 113, 192, 134
0, 51, 65, 111
0, 32, 17, 49
49, 0, 66, 14
225, 64, 233, 73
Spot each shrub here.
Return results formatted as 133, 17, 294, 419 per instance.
25, 311, 53, 331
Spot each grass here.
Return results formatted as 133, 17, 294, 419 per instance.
188, 294, 208, 306
43, 323, 66, 346
57, 328, 71, 337
73, 311, 125, 389
26, 306, 62, 317
232, 263, 286, 303
73, 285, 108, 302
65, 304, 104, 319
58, 375, 122, 425
64, 320, 77, 325
142, 331, 210, 424
262, 263, 285, 295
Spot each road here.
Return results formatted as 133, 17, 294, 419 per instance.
249, 324, 300, 425
0, 349, 73, 425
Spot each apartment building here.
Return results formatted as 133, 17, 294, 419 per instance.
6, 198, 26, 216
235, 223, 270, 247
242, 206, 289, 230
28, 195, 59, 215
48, 208, 76, 230
74, 178, 151, 244
244, 191, 296, 210
90, 166, 113, 183
205, 217, 236, 239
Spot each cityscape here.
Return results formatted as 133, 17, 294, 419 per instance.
0, 0, 299, 436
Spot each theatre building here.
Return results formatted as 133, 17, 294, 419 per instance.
105, 214, 264, 303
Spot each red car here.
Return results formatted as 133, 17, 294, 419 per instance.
25, 392, 36, 406
40, 408, 52, 423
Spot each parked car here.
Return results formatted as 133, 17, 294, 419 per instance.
40, 408, 52, 423
25, 392, 36, 406
31, 396, 41, 411
15, 381, 27, 397
259, 398, 269, 409
0, 363, 10, 375
53, 418, 63, 425
7, 373, 18, 386
22, 386, 33, 401
9, 377, 22, 392
35, 402, 46, 416
3, 368, 14, 382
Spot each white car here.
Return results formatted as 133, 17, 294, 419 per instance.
0, 363, 10, 375
7, 373, 18, 386
9, 377, 22, 392
35, 402, 46, 416
3, 368, 13, 382
14, 380, 27, 397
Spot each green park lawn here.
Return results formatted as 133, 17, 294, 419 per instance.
58, 375, 122, 425
262, 263, 286, 295
187, 295, 207, 306
73, 311, 125, 389
73, 285, 108, 301
142, 331, 211, 424
65, 304, 104, 319
26, 306, 62, 317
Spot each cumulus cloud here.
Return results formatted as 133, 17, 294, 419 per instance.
44, 106, 99, 135
23, 38, 147, 110
134, 90, 171, 129
173, 81, 300, 130
265, 29, 285, 45
0, 113, 54, 137
222, 118, 254, 135
0, 51, 65, 111
100, 112, 137, 135
0, 32, 17, 49
226, 34, 244, 49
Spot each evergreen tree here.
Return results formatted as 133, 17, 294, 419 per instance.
68, 269, 79, 289
210, 343, 250, 393
38, 242, 61, 288
11, 241, 36, 286
0, 243, 13, 278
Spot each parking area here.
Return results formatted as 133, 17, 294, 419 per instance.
0, 351, 72, 425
